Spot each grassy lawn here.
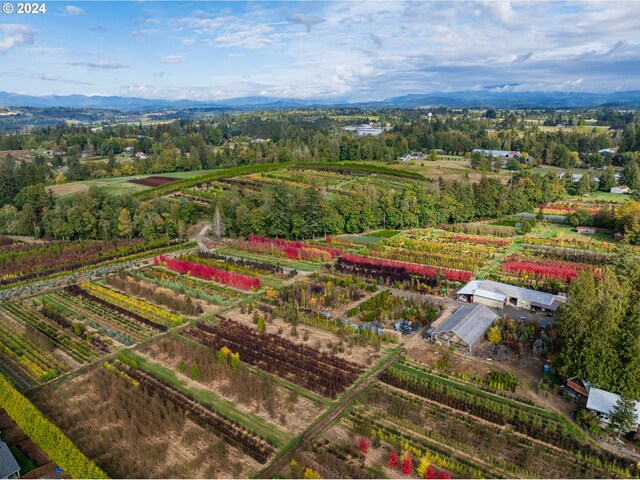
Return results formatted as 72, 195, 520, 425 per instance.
564, 192, 630, 204
124, 351, 293, 446
537, 223, 614, 242
364, 230, 400, 238
48, 169, 221, 198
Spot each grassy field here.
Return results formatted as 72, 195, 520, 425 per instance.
539, 223, 614, 242
48, 170, 219, 198
564, 191, 630, 203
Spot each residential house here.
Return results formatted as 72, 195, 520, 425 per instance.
586, 387, 640, 433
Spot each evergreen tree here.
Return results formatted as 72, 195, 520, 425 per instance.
266, 182, 291, 238
599, 166, 616, 192
610, 396, 638, 438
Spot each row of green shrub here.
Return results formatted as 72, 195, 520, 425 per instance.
0, 374, 108, 479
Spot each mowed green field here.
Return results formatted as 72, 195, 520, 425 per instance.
48, 170, 218, 198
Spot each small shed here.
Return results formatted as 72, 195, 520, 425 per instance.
427, 304, 498, 353
610, 186, 630, 195
576, 226, 596, 235
0, 440, 20, 479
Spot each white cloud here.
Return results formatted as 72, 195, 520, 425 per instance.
68, 60, 130, 69
64, 5, 84, 15
131, 29, 157, 38
181, 38, 196, 46
0, 24, 37, 53
160, 54, 185, 63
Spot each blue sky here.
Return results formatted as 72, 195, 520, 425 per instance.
1, 1, 639, 101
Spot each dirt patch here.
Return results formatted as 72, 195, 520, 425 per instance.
32, 367, 259, 478
129, 176, 178, 187
141, 342, 325, 435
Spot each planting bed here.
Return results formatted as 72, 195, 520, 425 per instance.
33, 365, 259, 478
128, 176, 178, 187
184, 319, 365, 399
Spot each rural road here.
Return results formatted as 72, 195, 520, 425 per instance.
255, 348, 403, 479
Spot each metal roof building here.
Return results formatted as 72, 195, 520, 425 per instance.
457, 280, 566, 312
586, 387, 640, 429
427, 304, 498, 353
0, 440, 20, 479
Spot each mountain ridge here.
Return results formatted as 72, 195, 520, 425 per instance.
1, 89, 640, 111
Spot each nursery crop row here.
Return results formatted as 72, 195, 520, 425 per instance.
382, 236, 502, 260
500, 256, 598, 283
379, 365, 636, 475
196, 252, 287, 276
337, 254, 473, 284
117, 366, 277, 464
523, 245, 612, 266
156, 255, 261, 290
0, 238, 189, 290
0, 315, 68, 382
184, 319, 364, 399
234, 235, 341, 263
130, 268, 242, 305
367, 245, 485, 271
82, 282, 184, 325
65, 285, 167, 333
522, 235, 619, 253
51, 291, 144, 346
0, 302, 98, 365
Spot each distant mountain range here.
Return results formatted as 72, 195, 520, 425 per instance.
1, 89, 640, 111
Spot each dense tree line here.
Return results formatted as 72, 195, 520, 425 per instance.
0, 184, 200, 240
555, 254, 640, 398
218, 171, 566, 239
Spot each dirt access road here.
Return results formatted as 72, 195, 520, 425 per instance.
255, 348, 403, 479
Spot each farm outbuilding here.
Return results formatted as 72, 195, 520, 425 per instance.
610, 186, 630, 194
426, 304, 498, 353
0, 440, 20, 479
586, 387, 640, 432
457, 280, 566, 313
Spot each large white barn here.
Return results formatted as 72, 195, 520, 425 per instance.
456, 280, 566, 312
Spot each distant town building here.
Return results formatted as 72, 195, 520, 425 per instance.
472, 149, 521, 158
598, 148, 617, 156
343, 124, 385, 136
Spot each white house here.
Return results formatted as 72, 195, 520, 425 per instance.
586, 387, 640, 432
610, 186, 630, 195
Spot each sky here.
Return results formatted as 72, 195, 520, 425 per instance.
1, 0, 640, 102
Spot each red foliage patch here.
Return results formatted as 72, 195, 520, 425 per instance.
501, 255, 598, 282
156, 255, 261, 290
340, 254, 473, 283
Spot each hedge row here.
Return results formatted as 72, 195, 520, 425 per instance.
133, 163, 292, 200
0, 375, 108, 479
133, 161, 427, 200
